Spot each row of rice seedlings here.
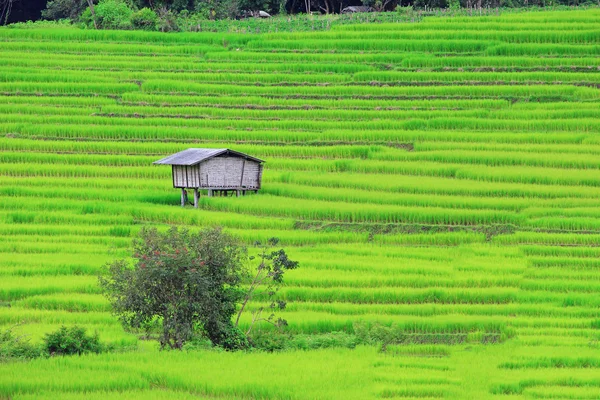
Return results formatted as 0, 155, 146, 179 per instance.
206, 50, 408, 64
7, 113, 600, 135
96, 104, 496, 121
521, 245, 600, 258
286, 300, 597, 319
286, 269, 518, 289
0, 66, 354, 86
430, 9, 600, 22
0, 82, 139, 94
0, 239, 117, 255
198, 195, 524, 225
337, 20, 600, 32
0, 275, 99, 301
0, 73, 116, 86
0, 345, 390, 398
491, 378, 600, 396
0, 95, 116, 107
528, 257, 600, 271
520, 279, 600, 294
0, 194, 296, 231
0, 138, 386, 160
0, 151, 155, 167
0, 175, 168, 192
3, 233, 130, 249
137, 71, 353, 84
270, 158, 460, 179
374, 232, 487, 246
486, 43, 600, 56
0, 162, 168, 179
9, 121, 594, 145
266, 29, 600, 44
0, 263, 97, 277
32, 100, 597, 123
292, 257, 456, 278
354, 71, 600, 84
0, 28, 250, 45
456, 165, 600, 187
524, 266, 600, 281
245, 39, 494, 52
501, 356, 600, 370
522, 207, 600, 219
12, 294, 111, 313
121, 92, 511, 110
276, 287, 518, 304
415, 141, 600, 157
395, 149, 600, 170
102, 102, 600, 121
227, 228, 368, 246
0, 55, 208, 73
0, 50, 199, 65
292, 254, 456, 276
0, 40, 221, 55
0, 209, 134, 226
141, 81, 599, 101
0, 54, 376, 74
337, 12, 600, 30
272, 171, 600, 200
493, 232, 600, 246
524, 217, 600, 232
0, 104, 95, 116
400, 55, 600, 69
0, 308, 121, 326
263, 182, 535, 211
521, 386, 600, 399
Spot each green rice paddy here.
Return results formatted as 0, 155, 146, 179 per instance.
1, 8, 600, 399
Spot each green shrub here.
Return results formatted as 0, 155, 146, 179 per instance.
0, 326, 43, 361
82, 0, 134, 30
43, 326, 103, 356
131, 8, 158, 31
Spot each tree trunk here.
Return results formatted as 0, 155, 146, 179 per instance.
87, 0, 98, 29
0, 0, 14, 25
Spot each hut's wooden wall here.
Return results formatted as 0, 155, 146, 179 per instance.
172, 165, 200, 188
172, 157, 262, 189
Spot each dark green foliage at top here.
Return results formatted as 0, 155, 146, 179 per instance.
43, 325, 103, 356
28, 0, 592, 28
42, 0, 88, 21
100, 226, 247, 350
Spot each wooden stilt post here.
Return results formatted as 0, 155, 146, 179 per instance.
194, 188, 199, 208
181, 188, 187, 207
236, 190, 240, 197
208, 189, 213, 197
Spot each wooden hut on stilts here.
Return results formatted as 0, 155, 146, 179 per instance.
154, 148, 265, 208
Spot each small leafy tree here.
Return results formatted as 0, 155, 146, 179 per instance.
234, 238, 299, 336
100, 226, 247, 350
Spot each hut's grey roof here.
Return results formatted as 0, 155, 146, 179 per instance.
341, 5, 373, 12
153, 148, 264, 166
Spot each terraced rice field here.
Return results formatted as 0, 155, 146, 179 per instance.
2, 8, 600, 399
